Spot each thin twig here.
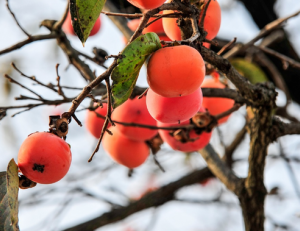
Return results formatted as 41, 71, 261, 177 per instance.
215, 104, 242, 121
199, 0, 211, 28
0, 34, 57, 56
11, 62, 59, 93
4, 74, 43, 99
6, 0, 31, 37
257, 45, 300, 70
279, 141, 300, 201
218, 37, 237, 55
55, 64, 67, 99
153, 154, 165, 173
224, 9, 300, 59
145, 12, 181, 28
101, 12, 181, 19
138, 88, 149, 99
53, 1, 69, 30
88, 78, 112, 162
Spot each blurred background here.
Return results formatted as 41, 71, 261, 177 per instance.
1, 0, 300, 230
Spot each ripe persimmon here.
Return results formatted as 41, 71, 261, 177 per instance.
112, 96, 158, 141
86, 104, 109, 139
63, 13, 101, 37
127, 0, 166, 10
201, 77, 235, 124
157, 107, 212, 152
102, 127, 149, 168
146, 88, 203, 124
147, 45, 205, 97
162, 0, 221, 41
18, 132, 72, 184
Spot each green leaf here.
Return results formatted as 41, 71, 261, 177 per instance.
70, 0, 106, 45
111, 33, 162, 108
230, 58, 268, 84
0, 159, 19, 231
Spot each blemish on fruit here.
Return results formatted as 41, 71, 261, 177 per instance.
32, 163, 45, 173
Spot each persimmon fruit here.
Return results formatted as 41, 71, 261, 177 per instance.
63, 13, 101, 37
86, 103, 109, 139
127, 0, 166, 10
162, 0, 221, 41
157, 107, 212, 152
146, 88, 203, 124
147, 45, 205, 97
112, 96, 158, 141
17, 132, 72, 184
200, 0, 221, 40
201, 78, 235, 124
102, 127, 149, 168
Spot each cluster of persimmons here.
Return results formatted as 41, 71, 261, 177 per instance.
16, 0, 234, 186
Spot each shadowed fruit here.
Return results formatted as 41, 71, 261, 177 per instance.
18, 132, 72, 184
146, 88, 203, 124
102, 127, 149, 168
86, 104, 109, 139
162, 0, 221, 40
127, 0, 166, 10
63, 13, 101, 37
201, 78, 235, 124
112, 96, 158, 141
157, 107, 212, 152
147, 45, 205, 97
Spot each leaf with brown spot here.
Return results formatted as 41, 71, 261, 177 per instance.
111, 33, 161, 108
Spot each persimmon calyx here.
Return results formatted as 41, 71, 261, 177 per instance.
49, 115, 69, 138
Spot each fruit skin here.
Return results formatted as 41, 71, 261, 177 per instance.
146, 88, 203, 124
147, 45, 206, 97
162, 9, 182, 41
18, 132, 72, 184
102, 127, 149, 168
112, 96, 158, 141
201, 78, 235, 124
199, 0, 221, 40
162, 0, 221, 41
157, 107, 212, 152
86, 104, 109, 139
127, 0, 166, 10
63, 13, 101, 37
203, 42, 211, 49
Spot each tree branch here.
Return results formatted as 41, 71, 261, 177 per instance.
62, 167, 213, 231
0, 33, 57, 56
199, 144, 241, 194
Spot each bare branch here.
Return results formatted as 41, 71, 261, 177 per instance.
4, 74, 43, 99
199, 144, 241, 194
53, 1, 69, 30
224, 9, 300, 59
0, 33, 57, 56
88, 78, 113, 162
62, 167, 213, 231
6, 0, 31, 37
257, 45, 300, 70
271, 117, 300, 141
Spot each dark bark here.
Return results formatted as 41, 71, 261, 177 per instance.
238, 0, 300, 104
240, 106, 271, 231
63, 168, 213, 231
